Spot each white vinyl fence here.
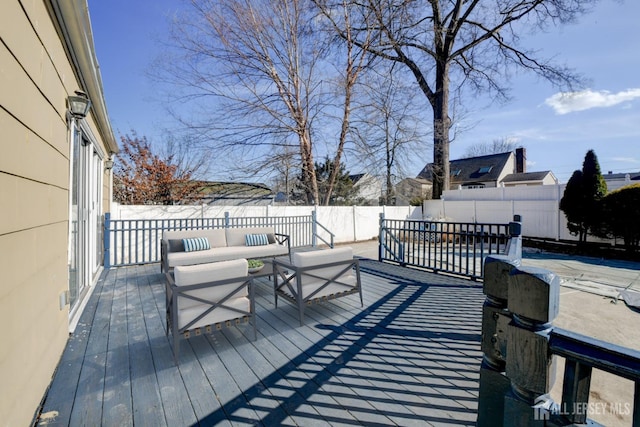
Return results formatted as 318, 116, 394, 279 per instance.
110, 203, 422, 245
423, 184, 614, 243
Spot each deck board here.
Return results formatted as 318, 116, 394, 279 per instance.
128, 267, 167, 427
38, 259, 485, 426
103, 267, 133, 425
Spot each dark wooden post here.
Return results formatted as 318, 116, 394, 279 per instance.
477, 255, 520, 427
503, 266, 560, 426
561, 359, 592, 424
477, 215, 523, 426
378, 213, 385, 261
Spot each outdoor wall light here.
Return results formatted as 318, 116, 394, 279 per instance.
104, 159, 114, 171
67, 91, 91, 118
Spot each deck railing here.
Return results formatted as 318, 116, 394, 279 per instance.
378, 213, 514, 279
104, 212, 328, 268
477, 223, 640, 426
549, 328, 640, 425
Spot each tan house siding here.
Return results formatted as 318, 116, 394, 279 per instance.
0, 1, 116, 425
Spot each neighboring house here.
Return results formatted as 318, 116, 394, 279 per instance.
501, 171, 558, 187
349, 173, 383, 205
417, 148, 555, 190
394, 177, 432, 205
1, 1, 117, 425
603, 171, 640, 192
198, 181, 274, 206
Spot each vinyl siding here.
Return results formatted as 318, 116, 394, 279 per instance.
0, 1, 111, 425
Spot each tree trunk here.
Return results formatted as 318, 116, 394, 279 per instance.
324, 94, 350, 205
300, 129, 319, 204
431, 60, 450, 200
385, 121, 394, 205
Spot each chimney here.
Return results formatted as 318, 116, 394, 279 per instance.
515, 147, 526, 174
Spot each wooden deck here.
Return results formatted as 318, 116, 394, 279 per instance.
38, 259, 485, 426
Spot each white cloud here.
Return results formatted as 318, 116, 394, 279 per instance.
544, 88, 640, 115
611, 157, 640, 164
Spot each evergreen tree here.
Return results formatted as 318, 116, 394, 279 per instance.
597, 184, 640, 252
315, 157, 357, 205
559, 150, 607, 243
292, 157, 357, 205
560, 170, 587, 241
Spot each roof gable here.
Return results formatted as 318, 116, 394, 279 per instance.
418, 152, 513, 183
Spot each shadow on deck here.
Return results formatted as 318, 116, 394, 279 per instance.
38, 259, 485, 426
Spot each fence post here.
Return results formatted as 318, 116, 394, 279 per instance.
103, 212, 111, 269
506, 215, 523, 259
352, 206, 357, 242
378, 212, 385, 261
503, 266, 560, 425
312, 209, 318, 247
224, 211, 230, 228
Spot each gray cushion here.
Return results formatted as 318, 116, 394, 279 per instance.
173, 259, 250, 329
163, 229, 227, 248
168, 239, 184, 252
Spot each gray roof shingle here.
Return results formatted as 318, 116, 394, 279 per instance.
417, 152, 512, 184
501, 171, 552, 183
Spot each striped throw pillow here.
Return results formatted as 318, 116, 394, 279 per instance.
245, 233, 269, 246
182, 237, 211, 252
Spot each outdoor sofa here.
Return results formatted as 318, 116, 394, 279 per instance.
161, 226, 290, 273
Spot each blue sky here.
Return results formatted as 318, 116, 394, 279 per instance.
88, 0, 640, 183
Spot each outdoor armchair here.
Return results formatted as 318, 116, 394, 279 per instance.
165, 258, 256, 363
273, 247, 363, 326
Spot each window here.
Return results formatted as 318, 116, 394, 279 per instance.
478, 166, 493, 174
451, 169, 462, 177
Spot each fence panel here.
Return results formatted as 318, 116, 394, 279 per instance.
227, 215, 314, 248
105, 204, 424, 267
106, 214, 313, 267
379, 215, 513, 279
423, 184, 619, 245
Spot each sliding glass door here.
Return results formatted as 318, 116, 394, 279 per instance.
69, 125, 103, 314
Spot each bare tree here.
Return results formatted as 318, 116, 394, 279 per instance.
316, 0, 372, 205
352, 62, 430, 205
314, 0, 593, 199
270, 145, 300, 204
157, 0, 370, 206
158, 0, 322, 203
463, 137, 520, 158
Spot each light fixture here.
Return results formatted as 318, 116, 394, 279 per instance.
67, 90, 91, 118
104, 159, 114, 171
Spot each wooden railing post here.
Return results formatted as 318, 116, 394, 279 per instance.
312, 209, 318, 248
378, 213, 385, 261
503, 266, 560, 426
103, 212, 111, 269
477, 255, 519, 427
